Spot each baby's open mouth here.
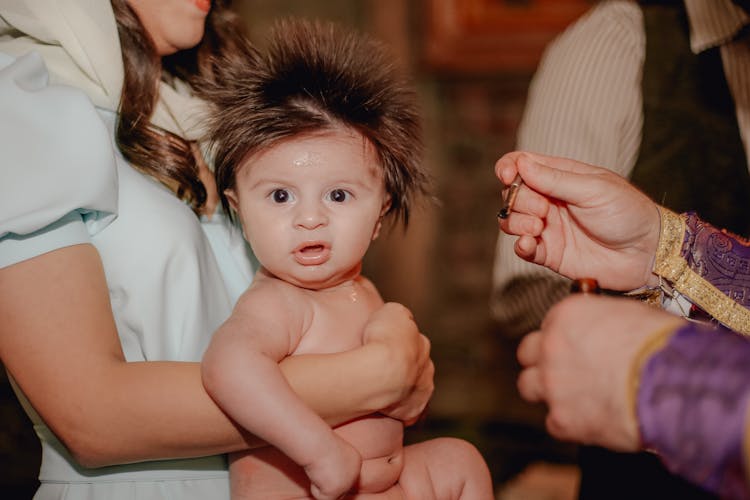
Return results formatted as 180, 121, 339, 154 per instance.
299, 244, 325, 253
294, 242, 331, 265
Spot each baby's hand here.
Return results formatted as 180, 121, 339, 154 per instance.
305, 434, 361, 500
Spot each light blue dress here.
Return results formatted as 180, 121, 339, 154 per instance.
0, 51, 254, 499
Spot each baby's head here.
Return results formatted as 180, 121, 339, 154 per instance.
202, 17, 430, 227
201, 18, 430, 288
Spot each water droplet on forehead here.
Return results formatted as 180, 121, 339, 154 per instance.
293, 152, 322, 167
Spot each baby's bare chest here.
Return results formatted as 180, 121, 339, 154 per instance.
293, 284, 383, 354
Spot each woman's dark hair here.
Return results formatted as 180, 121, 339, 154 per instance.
198, 18, 431, 227
111, 0, 247, 213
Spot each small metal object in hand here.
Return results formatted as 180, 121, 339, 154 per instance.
497, 174, 523, 219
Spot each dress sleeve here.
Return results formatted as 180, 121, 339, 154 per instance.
0, 51, 117, 268
653, 208, 750, 334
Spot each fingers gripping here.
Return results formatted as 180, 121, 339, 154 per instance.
517, 366, 544, 403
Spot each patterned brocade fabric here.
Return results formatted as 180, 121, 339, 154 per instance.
653, 208, 750, 335
638, 324, 750, 499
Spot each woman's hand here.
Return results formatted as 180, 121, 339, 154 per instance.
516, 294, 683, 451
279, 302, 434, 427
362, 303, 434, 425
495, 151, 662, 291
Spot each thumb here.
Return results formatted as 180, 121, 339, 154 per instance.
518, 155, 597, 208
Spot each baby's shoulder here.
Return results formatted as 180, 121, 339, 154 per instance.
355, 275, 383, 301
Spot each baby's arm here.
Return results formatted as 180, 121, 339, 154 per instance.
201, 282, 361, 500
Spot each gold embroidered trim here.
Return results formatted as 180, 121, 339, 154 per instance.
653, 208, 750, 335
627, 321, 680, 445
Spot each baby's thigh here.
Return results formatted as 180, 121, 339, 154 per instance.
229, 450, 310, 500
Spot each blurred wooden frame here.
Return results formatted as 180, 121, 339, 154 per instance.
423, 0, 593, 74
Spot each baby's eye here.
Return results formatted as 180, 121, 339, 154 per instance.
271, 189, 292, 203
328, 189, 350, 203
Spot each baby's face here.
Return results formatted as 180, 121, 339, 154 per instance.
226, 127, 388, 290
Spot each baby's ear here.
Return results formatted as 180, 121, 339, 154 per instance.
372, 195, 392, 241
224, 189, 239, 211
371, 219, 383, 241
380, 195, 392, 217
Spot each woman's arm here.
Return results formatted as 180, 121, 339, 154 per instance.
0, 244, 251, 467
0, 244, 433, 467
283, 301, 434, 426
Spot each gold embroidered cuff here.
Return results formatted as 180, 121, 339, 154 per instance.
652, 208, 750, 335
653, 208, 687, 281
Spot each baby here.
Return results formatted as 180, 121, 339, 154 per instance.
200, 19, 494, 500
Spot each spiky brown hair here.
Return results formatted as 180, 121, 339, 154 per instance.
198, 18, 430, 227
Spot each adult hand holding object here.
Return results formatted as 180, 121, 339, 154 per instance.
495, 151, 662, 291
